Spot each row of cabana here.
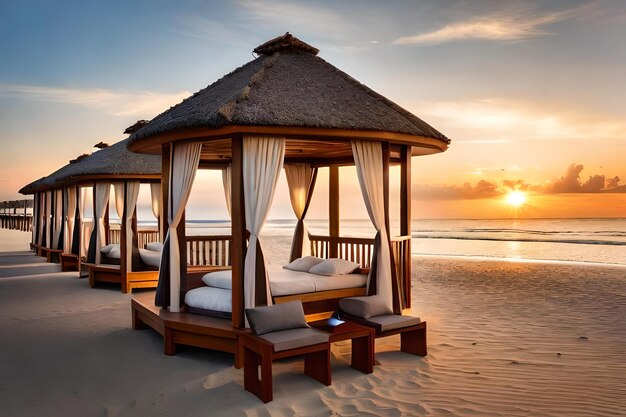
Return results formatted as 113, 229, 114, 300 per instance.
19, 136, 163, 291
20, 34, 450, 359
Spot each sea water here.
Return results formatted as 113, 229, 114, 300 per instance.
138, 218, 626, 266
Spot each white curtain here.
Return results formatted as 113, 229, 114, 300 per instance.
284, 163, 316, 261
352, 140, 393, 313
53, 189, 63, 249
31, 193, 38, 246
113, 182, 125, 219
37, 193, 44, 246
166, 142, 201, 312
222, 164, 232, 218
150, 183, 162, 240
124, 181, 141, 271
78, 187, 86, 257
64, 186, 77, 252
243, 135, 285, 310
45, 191, 52, 248
94, 182, 111, 264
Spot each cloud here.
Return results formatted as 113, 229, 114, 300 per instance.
394, 3, 590, 45
0, 83, 190, 117
414, 163, 625, 200
411, 98, 626, 143
546, 163, 625, 193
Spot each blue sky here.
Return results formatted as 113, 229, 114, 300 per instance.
1, 0, 625, 218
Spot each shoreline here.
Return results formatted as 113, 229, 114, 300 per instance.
413, 253, 626, 269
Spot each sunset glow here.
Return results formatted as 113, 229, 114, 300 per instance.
505, 191, 527, 207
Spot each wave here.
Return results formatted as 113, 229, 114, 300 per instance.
413, 234, 626, 246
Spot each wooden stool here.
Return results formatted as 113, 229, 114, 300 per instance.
242, 330, 331, 403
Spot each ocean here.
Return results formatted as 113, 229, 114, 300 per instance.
172, 218, 626, 267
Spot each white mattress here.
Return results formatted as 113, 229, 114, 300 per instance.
200, 266, 367, 297
139, 248, 161, 267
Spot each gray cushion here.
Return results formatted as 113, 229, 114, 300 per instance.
245, 301, 309, 336
100, 243, 118, 255
260, 328, 329, 352
365, 315, 421, 332
308, 258, 359, 276
283, 256, 324, 272
201, 270, 232, 289
146, 241, 163, 252
339, 296, 393, 318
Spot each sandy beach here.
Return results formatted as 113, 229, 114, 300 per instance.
1, 228, 625, 416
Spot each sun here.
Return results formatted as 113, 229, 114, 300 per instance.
505, 190, 527, 207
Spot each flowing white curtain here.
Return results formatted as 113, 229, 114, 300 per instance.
150, 183, 162, 240
53, 189, 63, 249
113, 182, 125, 219
38, 193, 45, 246
284, 163, 316, 261
94, 182, 111, 264
222, 164, 232, 218
63, 186, 77, 252
124, 181, 141, 271
243, 135, 285, 310
78, 187, 86, 257
31, 193, 38, 246
165, 142, 201, 312
45, 191, 52, 248
351, 140, 393, 313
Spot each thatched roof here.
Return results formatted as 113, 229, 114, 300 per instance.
128, 33, 449, 147
19, 138, 160, 194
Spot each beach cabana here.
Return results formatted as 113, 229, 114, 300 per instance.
128, 33, 449, 363
20, 136, 164, 292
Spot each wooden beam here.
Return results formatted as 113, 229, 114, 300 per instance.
329, 165, 339, 258
120, 181, 129, 293
231, 134, 246, 328
400, 146, 412, 308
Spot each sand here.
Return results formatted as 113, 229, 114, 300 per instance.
0, 229, 625, 416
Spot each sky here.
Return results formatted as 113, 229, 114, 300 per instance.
1, 0, 625, 220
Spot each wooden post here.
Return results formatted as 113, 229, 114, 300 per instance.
329, 165, 340, 258
177, 209, 187, 304
383, 143, 402, 313
400, 146, 412, 308
231, 134, 246, 328
120, 181, 129, 293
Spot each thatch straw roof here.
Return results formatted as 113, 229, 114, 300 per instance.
128, 33, 449, 147
18, 138, 160, 194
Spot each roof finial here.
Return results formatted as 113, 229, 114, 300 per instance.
253, 32, 319, 56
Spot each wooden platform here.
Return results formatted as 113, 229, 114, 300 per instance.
84, 263, 159, 293
60, 253, 79, 272
131, 292, 245, 367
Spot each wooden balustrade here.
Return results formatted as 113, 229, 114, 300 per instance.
310, 233, 412, 302
186, 235, 232, 267
0, 214, 33, 231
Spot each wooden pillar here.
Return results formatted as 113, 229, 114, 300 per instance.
177, 209, 187, 303
231, 134, 246, 328
400, 146, 412, 308
329, 165, 340, 258
120, 181, 129, 293
383, 143, 402, 313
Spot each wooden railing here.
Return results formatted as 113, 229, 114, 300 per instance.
108, 228, 121, 244
310, 233, 411, 303
0, 214, 32, 231
186, 235, 232, 267
107, 228, 160, 248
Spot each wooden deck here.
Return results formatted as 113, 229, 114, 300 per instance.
84, 263, 159, 293
131, 292, 245, 367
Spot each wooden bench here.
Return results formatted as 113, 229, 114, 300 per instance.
60, 253, 79, 272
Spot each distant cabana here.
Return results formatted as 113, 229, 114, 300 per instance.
19, 177, 47, 255
20, 134, 163, 293
128, 33, 450, 364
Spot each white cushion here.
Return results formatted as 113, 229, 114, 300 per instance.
139, 248, 161, 267
184, 287, 232, 313
260, 328, 328, 352
245, 301, 309, 336
308, 258, 359, 276
145, 241, 163, 252
339, 296, 393, 318
201, 270, 232, 289
283, 256, 324, 272
100, 243, 118, 255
